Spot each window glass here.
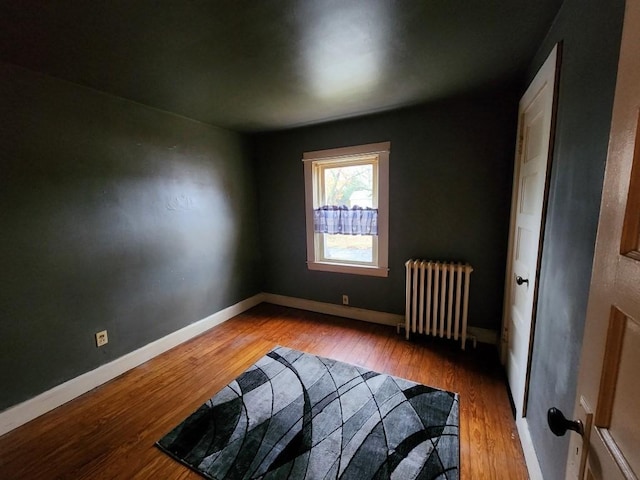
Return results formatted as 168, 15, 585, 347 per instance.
303, 142, 389, 277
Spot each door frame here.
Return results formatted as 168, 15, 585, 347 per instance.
500, 44, 562, 417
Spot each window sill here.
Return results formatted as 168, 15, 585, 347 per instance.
307, 261, 389, 277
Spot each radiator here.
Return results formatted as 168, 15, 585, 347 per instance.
401, 260, 474, 349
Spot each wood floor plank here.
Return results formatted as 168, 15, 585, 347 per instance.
0, 303, 528, 479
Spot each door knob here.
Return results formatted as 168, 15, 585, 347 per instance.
547, 407, 584, 436
516, 275, 529, 286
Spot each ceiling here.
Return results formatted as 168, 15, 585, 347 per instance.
0, 1, 563, 132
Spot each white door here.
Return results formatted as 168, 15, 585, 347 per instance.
502, 45, 560, 417
563, 1, 640, 478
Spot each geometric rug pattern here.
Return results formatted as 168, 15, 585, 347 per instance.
156, 346, 459, 479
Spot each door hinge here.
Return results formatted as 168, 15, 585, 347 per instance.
517, 135, 524, 157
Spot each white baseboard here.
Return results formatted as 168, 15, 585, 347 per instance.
0, 293, 265, 437
1, 291, 499, 437
516, 416, 544, 480
467, 326, 499, 345
262, 293, 498, 345
263, 293, 403, 326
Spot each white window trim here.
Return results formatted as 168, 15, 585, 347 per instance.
303, 141, 390, 277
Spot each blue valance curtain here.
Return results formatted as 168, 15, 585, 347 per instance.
313, 205, 378, 235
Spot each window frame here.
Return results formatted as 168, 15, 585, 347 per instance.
303, 141, 390, 277
315, 157, 378, 266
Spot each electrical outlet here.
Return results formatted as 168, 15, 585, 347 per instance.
342, 295, 349, 306
95, 330, 108, 347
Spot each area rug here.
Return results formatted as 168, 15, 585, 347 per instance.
156, 346, 459, 479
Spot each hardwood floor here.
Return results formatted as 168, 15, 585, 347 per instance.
0, 303, 528, 479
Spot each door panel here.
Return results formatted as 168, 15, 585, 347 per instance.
603, 312, 640, 474
620, 111, 640, 257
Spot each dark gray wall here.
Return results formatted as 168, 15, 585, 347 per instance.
253, 88, 518, 330
524, 0, 625, 478
0, 62, 261, 410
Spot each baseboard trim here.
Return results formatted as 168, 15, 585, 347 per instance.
467, 326, 499, 345
0, 293, 265, 437
1, 291, 499, 437
516, 416, 544, 480
263, 293, 403, 326
262, 293, 498, 345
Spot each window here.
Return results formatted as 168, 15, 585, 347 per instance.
303, 142, 389, 277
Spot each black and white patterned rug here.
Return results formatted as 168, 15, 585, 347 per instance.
156, 346, 459, 479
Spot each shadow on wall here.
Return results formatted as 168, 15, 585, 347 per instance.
0, 62, 260, 411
